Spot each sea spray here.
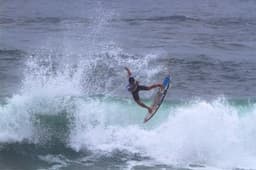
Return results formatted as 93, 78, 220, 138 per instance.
0, 47, 161, 145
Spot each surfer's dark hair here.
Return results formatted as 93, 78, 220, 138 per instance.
129, 77, 135, 84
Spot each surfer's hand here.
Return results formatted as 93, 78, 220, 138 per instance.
124, 67, 131, 76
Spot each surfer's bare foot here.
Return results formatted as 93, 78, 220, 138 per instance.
159, 85, 164, 91
148, 107, 153, 113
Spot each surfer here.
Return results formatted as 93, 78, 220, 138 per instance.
125, 67, 163, 113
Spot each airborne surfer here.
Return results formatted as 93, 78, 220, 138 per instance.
125, 67, 163, 113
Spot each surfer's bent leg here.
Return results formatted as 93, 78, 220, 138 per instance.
135, 100, 152, 113
132, 91, 152, 113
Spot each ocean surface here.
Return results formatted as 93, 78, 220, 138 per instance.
1, 0, 256, 169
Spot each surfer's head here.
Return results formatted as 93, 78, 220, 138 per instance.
127, 77, 137, 92
129, 77, 135, 84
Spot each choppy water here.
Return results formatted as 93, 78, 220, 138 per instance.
1, 0, 256, 169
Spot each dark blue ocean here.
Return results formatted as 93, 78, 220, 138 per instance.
0, 0, 256, 169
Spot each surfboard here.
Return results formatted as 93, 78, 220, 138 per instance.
144, 75, 171, 123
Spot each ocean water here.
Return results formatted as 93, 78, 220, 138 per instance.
1, 0, 256, 169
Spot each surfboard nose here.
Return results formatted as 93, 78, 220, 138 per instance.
163, 75, 170, 88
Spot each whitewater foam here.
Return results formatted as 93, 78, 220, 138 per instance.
69, 98, 256, 169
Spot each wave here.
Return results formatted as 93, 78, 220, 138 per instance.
206, 17, 256, 27
1, 48, 256, 169
0, 49, 26, 57
1, 88, 256, 169
121, 15, 199, 24
70, 98, 256, 167
0, 18, 15, 25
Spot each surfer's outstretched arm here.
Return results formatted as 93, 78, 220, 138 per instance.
124, 67, 132, 77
